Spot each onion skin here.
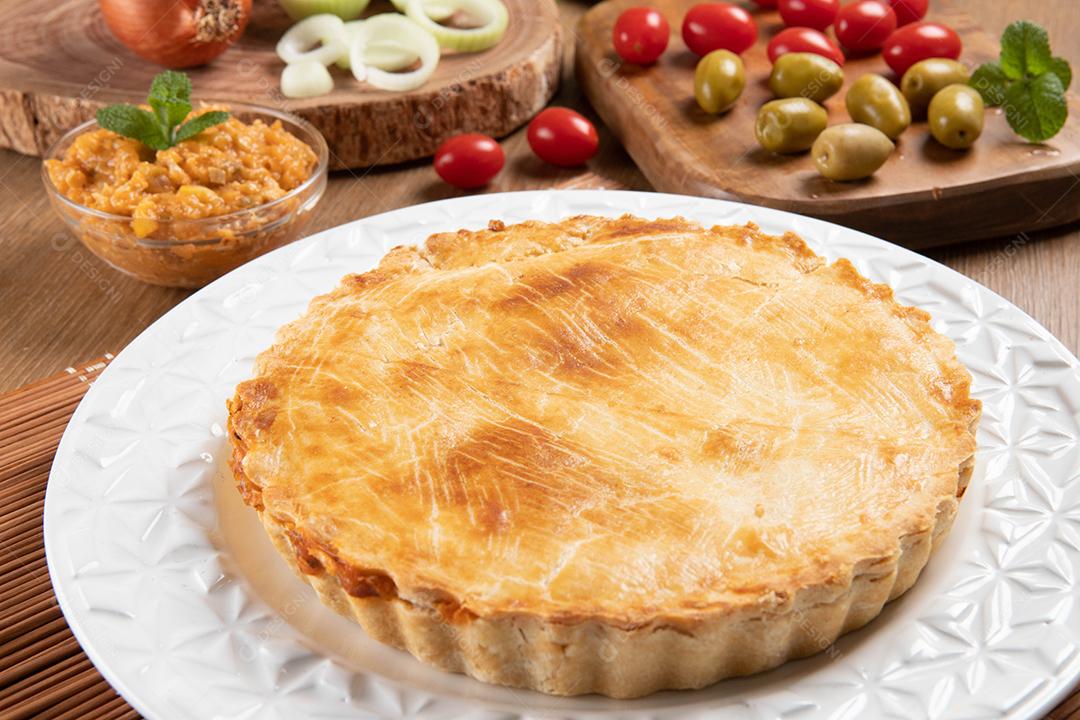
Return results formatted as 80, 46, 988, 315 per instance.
98, 0, 252, 68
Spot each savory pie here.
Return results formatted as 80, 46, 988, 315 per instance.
228, 215, 979, 698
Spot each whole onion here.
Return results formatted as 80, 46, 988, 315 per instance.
99, 0, 252, 68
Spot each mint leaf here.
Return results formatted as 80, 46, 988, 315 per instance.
1048, 56, 1072, 91
149, 71, 192, 104
94, 71, 228, 151
985, 21, 1070, 142
174, 111, 229, 143
96, 105, 170, 150
148, 70, 193, 133
1003, 72, 1067, 142
971, 61, 1009, 106
150, 97, 193, 135
999, 20, 1052, 79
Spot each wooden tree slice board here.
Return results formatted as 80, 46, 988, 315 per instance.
576, 0, 1080, 247
0, 0, 560, 169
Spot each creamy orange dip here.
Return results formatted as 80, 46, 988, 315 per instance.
44, 107, 323, 288
46, 108, 317, 238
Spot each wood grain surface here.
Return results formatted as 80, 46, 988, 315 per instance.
0, 0, 561, 169
0, 0, 1076, 395
576, 0, 1080, 247
0, 6, 1077, 716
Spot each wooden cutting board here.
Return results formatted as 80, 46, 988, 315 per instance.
0, 0, 560, 170
576, 0, 1080, 247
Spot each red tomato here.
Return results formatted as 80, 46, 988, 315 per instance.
612, 7, 670, 65
835, 0, 896, 51
433, 134, 504, 189
882, 22, 962, 77
527, 108, 600, 167
752, 0, 778, 7
767, 27, 845, 65
778, 0, 839, 31
681, 3, 758, 56
888, 0, 928, 26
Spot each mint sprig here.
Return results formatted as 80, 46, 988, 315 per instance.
95, 71, 229, 151
174, 111, 230, 143
970, 21, 1071, 143
1003, 73, 1067, 144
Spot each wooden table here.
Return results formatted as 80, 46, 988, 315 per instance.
0, 6, 1077, 718
0, 0, 1076, 391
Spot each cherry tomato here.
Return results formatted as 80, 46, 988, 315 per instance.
835, 0, 896, 51
612, 7, 670, 65
882, 22, 962, 77
433, 133, 504, 189
888, 0, 928, 26
778, 0, 839, 31
527, 108, 600, 167
681, 3, 758, 56
751, 0, 778, 7
767, 27, 845, 65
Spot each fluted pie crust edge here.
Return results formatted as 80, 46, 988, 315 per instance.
228, 216, 980, 698
252, 470, 970, 699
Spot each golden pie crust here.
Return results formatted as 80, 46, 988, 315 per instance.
228, 215, 980, 698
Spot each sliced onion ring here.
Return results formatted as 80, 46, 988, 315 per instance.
364, 41, 422, 71
337, 19, 419, 71
389, 0, 455, 22
278, 0, 372, 21
349, 14, 440, 91
280, 60, 335, 98
276, 14, 348, 65
403, 0, 508, 52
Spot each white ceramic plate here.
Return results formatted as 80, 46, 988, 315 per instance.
45, 191, 1080, 720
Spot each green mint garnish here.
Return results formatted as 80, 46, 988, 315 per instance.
95, 105, 170, 151
174, 111, 230, 143
1046, 57, 1073, 94
1003, 72, 1068, 144
95, 71, 229, 151
971, 20, 1071, 142
970, 62, 1009, 106
999, 21, 1051, 78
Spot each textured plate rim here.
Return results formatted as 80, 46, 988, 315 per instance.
43, 190, 1080, 720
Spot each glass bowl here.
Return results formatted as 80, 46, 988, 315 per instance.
42, 103, 329, 289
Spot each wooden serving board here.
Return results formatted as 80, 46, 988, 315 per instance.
576, 0, 1080, 247
0, 0, 560, 170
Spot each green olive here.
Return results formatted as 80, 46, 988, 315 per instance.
928, 84, 984, 149
755, 98, 829, 154
694, 50, 746, 114
900, 58, 971, 116
812, 123, 894, 181
844, 74, 911, 140
768, 52, 844, 104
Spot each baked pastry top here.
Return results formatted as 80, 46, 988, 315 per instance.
229, 215, 979, 630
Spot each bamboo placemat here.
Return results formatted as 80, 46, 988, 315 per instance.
1, 355, 1078, 720
0, 354, 139, 720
